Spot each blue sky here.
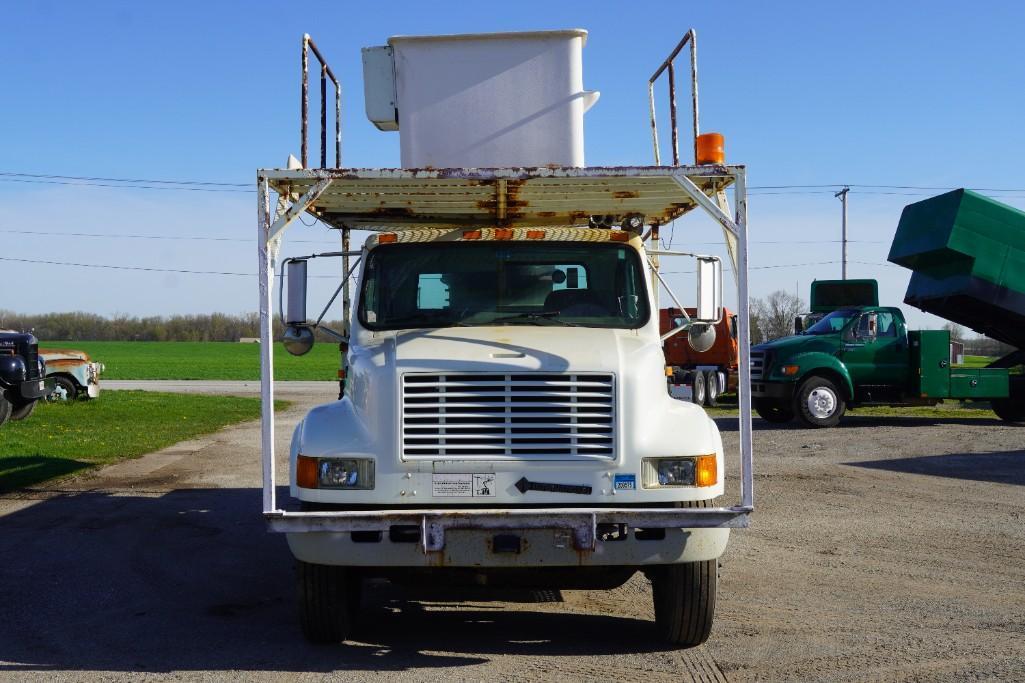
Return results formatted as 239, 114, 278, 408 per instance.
3, 1, 1024, 330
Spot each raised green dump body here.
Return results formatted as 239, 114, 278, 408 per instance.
749, 190, 1024, 428
889, 189, 1025, 350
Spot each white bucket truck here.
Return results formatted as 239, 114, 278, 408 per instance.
257, 29, 753, 647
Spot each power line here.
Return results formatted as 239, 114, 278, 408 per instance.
0, 228, 339, 245
0, 256, 340, 278
0, 171, 249, 187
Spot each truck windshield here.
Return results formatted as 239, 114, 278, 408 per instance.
358, 242, 649, 330
803, 309, 860, 335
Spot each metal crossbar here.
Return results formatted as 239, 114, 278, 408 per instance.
301, 34, 341, 169
649, 30, 699, 166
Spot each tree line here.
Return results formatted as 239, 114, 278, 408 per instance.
0, 311, 345, 342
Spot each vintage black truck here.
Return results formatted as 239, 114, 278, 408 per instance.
0, 331, 55, 426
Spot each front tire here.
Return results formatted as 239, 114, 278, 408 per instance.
691, 372, 706, 406
704, 371, 720, 407
794, 375, 845, 428
0, 393, 11, 428
754, 398, 794, 423
651, 559, 718, 647
297, 561, 360, 644
50, 376, 77, 401
991, 398, 1025, 423
10, 400, 36, 421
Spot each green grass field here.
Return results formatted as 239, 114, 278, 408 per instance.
705, 396, 997, 419
46, 341, 340, 381
0, 391, 287, 491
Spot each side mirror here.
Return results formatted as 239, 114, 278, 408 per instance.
283, 259, 314, 356
687, 323, 717, 352
283, 325, 315, 356
695, 257, 722, 322
285, 259, 308, 325
794, 316, 804, 334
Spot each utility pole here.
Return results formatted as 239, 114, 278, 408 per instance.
835, 186, 849, 279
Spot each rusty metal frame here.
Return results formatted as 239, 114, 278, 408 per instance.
301, 34, 341, 169
649, 29, 699, 166
256, 164, 754, 544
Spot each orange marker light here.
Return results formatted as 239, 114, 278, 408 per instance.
379, 233, 398, 244
297, 455, 319, 489
526, 230, 546, 240
609, 231, 630, 242
495, 229, 514, 240
695, 455, 718, 487
696, 132, 725, 165
462, 230, 482, 240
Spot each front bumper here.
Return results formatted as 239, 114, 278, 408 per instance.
17, 377, 55, 400
272, 506, 747, 567
750, 380, 795, 400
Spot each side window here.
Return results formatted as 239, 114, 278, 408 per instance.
856, 312, 878, 338
876, 311, 897, 338
416, 273, 449, 310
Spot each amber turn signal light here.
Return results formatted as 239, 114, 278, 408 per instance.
296, 455, 319, 489
695, 455, 718, 487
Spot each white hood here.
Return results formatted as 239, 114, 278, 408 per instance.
391, 326, 642, 374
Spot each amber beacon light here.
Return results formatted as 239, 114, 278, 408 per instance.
696, 132, 725, 165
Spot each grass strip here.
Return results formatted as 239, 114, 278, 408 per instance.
0, 390, 287, 491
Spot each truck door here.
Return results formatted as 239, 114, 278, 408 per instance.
840, 310, 909, 391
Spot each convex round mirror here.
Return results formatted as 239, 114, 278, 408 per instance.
687, 323, 717, 353
283, 325, 315, 356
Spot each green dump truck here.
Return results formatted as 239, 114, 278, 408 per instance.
751, 189, 1025, 428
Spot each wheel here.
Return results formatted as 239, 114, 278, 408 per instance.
794, 375, 845, 428
10, 400, 36, 421
48, 376, 77, 401
651, 559, 718, 647
991, 398, 1025, 423
296, 561, 361, 643
754, 398, 794, 423
691, 372, 706, 406
704, 371, 720, 407
0, 393, 11, 428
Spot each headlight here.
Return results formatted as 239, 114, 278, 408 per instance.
642, 455, 717, 488
296, 455, 374, 489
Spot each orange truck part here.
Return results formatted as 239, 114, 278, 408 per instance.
660, 307, 738, 370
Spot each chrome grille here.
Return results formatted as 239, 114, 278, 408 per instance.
401, 373, 615, 460
750, 351, 765, 380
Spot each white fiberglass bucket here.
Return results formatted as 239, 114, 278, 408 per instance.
387, 30, 599, 169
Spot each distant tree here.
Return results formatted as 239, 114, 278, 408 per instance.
943, 321, 966, 341
751, 290, 805, 342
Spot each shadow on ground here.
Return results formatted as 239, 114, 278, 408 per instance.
713, 414, 1012, 432
0, 456, 93, 493
845, 449, 1025, 486
0, 487, 666, 675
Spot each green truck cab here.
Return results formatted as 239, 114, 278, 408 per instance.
752, 188, 1025, 428
751, 307, 1018, 427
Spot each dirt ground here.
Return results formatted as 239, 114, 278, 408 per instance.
0, 385, 1022, 682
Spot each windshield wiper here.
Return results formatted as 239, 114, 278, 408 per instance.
490, 311, 580, 326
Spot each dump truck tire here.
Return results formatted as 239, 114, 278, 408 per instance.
991, 398, 1025, 423
297, 561, 360, 644
691, 372, 706, 406
10, 400, 36, 421
754, 398, 794, 423
794, 375, 845, 428
704, 371, 720, 407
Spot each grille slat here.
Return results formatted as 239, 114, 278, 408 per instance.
402, 372, 616, 460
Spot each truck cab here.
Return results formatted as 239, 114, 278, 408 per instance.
0, 331, 55, 426
752, 306, 910, 427
256, 28, 754, 647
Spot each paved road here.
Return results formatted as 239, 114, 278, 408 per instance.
1, 389, 1023, 681
104, 380, 337, 396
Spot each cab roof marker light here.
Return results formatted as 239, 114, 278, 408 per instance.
462, 230, 482, 240
609, 231, 630, 242
379, 233, 398, 244
494, 229, 514, 240
526, 230, 546, 240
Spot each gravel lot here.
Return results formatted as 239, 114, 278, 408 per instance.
0, 386, 1022, 681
